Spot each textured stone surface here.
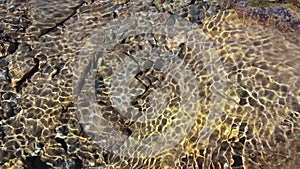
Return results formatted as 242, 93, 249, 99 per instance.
0, 0, 299, 168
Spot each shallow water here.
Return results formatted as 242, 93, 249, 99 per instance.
0, 0, 299, 168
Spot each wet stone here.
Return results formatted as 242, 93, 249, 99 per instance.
0, 0, 299, 168
166, 16, 176, 26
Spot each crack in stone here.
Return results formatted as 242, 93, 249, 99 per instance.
38, 1, 86, 38
15, 58, 40, 93
0, 35, 19, 59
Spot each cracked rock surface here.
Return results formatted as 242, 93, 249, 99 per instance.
0, 0, 300, 168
